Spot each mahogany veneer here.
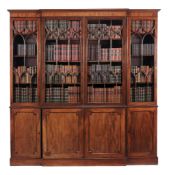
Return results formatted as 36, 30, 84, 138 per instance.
9, 9, 159, 166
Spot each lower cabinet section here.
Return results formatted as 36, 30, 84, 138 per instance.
42, 108, 83, 158
127, 107, 157, 159
85, 108, 125, 158
10, 107, 158, 165
11, 108, 41, 158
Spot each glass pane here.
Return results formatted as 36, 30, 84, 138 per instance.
13, 20, 38, 103
45, 20, 81, 103
130, 20, 155, 102
87, 20, 123, 103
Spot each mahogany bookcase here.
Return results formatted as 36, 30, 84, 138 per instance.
9, 9, 159, 166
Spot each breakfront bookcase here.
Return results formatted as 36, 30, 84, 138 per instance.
9, 9, 159, 166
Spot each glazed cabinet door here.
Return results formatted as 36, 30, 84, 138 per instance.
42, 18, 83, 105
43, 109, 83, 158
85, 108, 125, 158
11, 108, 41, 158
128, 17, 157, 105
127, 108, 157, 157
11, 18, 40, 105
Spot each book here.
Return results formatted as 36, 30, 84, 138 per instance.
17, 44, 36, 57
88, 43, 122, 61
131, 43, 154, 56
130, 86, 153, 102
45, 86, 80, 103
14, 20, 36, 34
131, 66, 153, 84
46, 44, 79, 62
88, 23, 122, 40
88, 86, 121, 103
131, 20, 154, 34
14, 87, 38, 102
46, 65, 80, 84
88, 64, 121, 84
45, 20, 80, 40
14, 66, 37, 84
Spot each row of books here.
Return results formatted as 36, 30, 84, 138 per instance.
45, 20, 80, 31
46, 65, 79, 74
88, 86, 121, 103
131, 20, 154, 33
17, 44, 36, 57
131, 66, 153, 83
14, 66, 37, 84
46, 74, 79, 84
130, 86, 153, 102
89, 72, 121, 84
45, 20, 80, 39
131, 66, 153, 73
89, 65, 121, 83
88, 44, 122, 61
88, 24, 122, 39
46, 44, 79, 61
101, 48, 122, 61
89, 64, 121, 73
45, 87, 80, 103
142, 44, 154, 56
14, 20, 36, 33
15, 74, 37, 84
14, 87, 38, 102
131, 44, 154, 56
14, 66, 37, 75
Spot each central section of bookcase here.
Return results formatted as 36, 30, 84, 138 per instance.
10, 9, 158, 166
44, 19, 123, 104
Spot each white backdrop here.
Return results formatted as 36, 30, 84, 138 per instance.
0, 0, 168, 174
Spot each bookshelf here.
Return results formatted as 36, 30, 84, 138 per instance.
87, 19, 123, 103
130, 20, 155, 102
13, 20, 38, 103
10, 9, 159, 166
44, 19, 81, 103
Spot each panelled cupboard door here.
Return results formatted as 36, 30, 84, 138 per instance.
127, 108, 157, 157
85, 108, 125, 158
43, 109, 83, 158
11, 108, 41, 158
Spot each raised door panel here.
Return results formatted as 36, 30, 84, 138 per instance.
127, 108, 157, 157
85, 108, 125, 158
11, 108, 41, 158
43, 109, 83, 158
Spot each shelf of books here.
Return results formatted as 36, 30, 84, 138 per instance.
130, 20, 155, 102
87, 19, 123, 103
44, 19, 81, 103
13, 20, 38, 103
